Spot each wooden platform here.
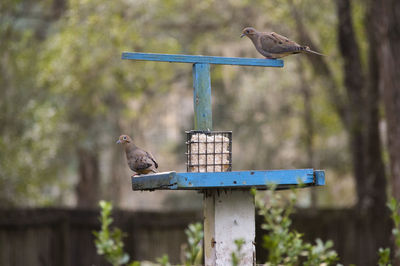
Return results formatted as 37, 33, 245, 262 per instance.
131, 169, 325, 191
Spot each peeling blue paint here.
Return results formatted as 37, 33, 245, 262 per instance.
131, 169, 325, 191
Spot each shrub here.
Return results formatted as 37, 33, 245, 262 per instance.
253, 186, 339, 265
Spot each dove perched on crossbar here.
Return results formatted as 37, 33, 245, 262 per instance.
116, 134, 158, 176
241, 27, 323, 59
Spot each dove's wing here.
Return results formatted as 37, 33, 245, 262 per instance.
133, 152, 155, 170
260, 32, 302, 54
146, 151, 158, 169
270, 32, 324, 56
270, 32, 299, 46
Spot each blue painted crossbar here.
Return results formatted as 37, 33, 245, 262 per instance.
131, 169, 325, 191
122, 52, 284, 67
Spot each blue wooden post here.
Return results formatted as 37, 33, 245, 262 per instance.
193, 63, 212, 130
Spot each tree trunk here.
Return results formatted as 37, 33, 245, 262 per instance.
371, 0, 400, 201
293, 0, 388, 211
291, 1, 389, 263
370, 1, 400, 263
365, 0, 389, 213
337, 0, 369, 210
76, 148, 100, 208
290, 5, 347, 123
336, 0, 389, 264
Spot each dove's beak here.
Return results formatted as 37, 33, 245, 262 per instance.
240, 33, 245, 38
116, 140, 121, 144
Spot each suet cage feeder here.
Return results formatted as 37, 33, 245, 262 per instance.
186, 130, 232, 173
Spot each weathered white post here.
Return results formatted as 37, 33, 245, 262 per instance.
204, 191, 255, 265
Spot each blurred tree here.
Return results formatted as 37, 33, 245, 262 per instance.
39, 0, 181, 207
336, 0, 387, 213
285, 0, 387, 213
335, 1, 388, 264
369, 1, 400, 264
285, 0, 390, 263
2, 0, 395, 219
369, 0, 400, 202
0, 0, 68, 206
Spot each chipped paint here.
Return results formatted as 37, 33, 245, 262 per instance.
131, 169, 325, 191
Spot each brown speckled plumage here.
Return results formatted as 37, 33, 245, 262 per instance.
241, 27, 324, 59
116, 134, 158, 176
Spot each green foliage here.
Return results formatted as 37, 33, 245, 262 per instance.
231, 238, 245, 266
39, 0, 182, 152
304, 238, 338, 266
378, 197, 400, 265
184, 222, 203, 266
388, 197, 400, 256
1, 0, 355, 208
0, 1, 68, 206
93, 200, 205, 266
254, 187, 339, 265
378, 247, 391, 266
93, 194, 343, 265
156, 254, 171, 266
93, 200, 139, 266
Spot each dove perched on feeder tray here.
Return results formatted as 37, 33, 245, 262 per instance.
116, 134, 158, 176
241, 27, 324, 59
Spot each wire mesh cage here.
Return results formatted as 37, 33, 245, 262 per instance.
186, 130, 232, 172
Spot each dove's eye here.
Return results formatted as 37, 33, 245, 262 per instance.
123, 136, 127, 140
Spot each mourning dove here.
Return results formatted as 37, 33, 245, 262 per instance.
241, 27, 323, 59
116, 134, 158, 176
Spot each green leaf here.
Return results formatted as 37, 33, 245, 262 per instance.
256, 185, 339, 265
93, 200, 133, 266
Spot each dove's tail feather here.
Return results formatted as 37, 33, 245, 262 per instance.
302, 46, 324, 56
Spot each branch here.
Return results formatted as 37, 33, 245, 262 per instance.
289, 3, 348, 127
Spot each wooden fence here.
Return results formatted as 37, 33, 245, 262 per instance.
0, 208, 391, 266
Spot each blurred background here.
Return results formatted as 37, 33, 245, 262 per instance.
1, 0, 399, 265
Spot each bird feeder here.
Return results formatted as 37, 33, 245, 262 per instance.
122, 52, 325, 265
186, 130, 232, 173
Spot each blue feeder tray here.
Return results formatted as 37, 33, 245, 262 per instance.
131, 169, 325, 191
122, 53, 326, 192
